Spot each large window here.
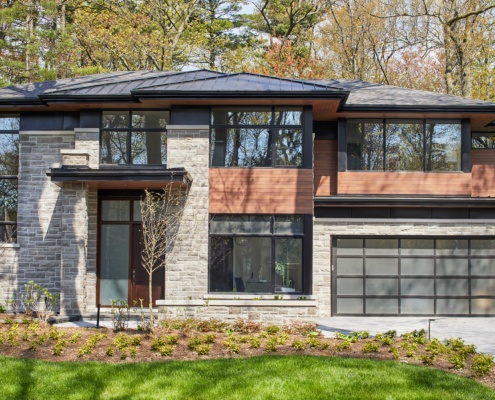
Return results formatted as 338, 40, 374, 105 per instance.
209, 215, 305, 294
347, 120, 462, 172
210, 107, 303, 167
472, 133, 495, 149
0, 114, 19, 243
100, 110, 169, 165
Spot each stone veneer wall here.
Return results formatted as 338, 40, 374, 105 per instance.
165, 127, 209, 300
313, 219, 495, 318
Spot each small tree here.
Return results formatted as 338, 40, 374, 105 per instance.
140, 182, 189, 327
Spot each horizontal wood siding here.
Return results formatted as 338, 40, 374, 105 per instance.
338, 172, 471, 196
209, 169, 313, 214
314, 140, 337, 196
472, 164, 495, 197
472, 149, 495, 165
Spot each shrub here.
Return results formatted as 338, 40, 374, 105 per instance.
223, 339, 240, 354
52, 339, 67, 356
389, 346, 400, 360
231, 319, 262, 333
421, 353, 436, 366
362, 342, 380, 353
196, 319, 227, 332
335, 341, 351, 351
249, 336, 261, 349
151, 335, 178, 351
471, 353, 494, 377
195, 344, 211, 355
106, 346, 114, 357
265, 337, 279, 352
450, 354, 466, 370
291, 339, 306, 350
158, 345, 174, 356
68, 332, 82, 343
266, 325, 280, 335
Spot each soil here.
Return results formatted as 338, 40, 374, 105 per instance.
0, 315, 494, 390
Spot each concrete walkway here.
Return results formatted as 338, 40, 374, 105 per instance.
317, 317, 495, 355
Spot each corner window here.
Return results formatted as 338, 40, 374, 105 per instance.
0, 114, 19, 243
472, 133, 495, 149
209, 215, 305, 294
210, 107, 303, 167
100, 110, 169, 165
347, 120, 461, 172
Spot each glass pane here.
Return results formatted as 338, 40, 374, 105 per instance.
133, 200, 142, 222
276, 129, 302, 166
436, 299, 469, 314
366, 258, 398, 275
274, 108, 303, 125
210, 215, 271, 234
335, 238, 363, 255
366, 239, 398, 255
101, 200, 130, 221
471, 279, 495, 296
437, 279, 469, 296
101, 131, 128, 164
401, 298, 434, 314
401, 239, 434, 256
366, 278, 398, 295
209, 237, 234, 292
436, 258, 468, 275
131, 131, 166, 164
436, 239, 468, 256
0, 115, 19, 131
471, 258, 495, 275
336, 258, 363, 275
471, 299, 495, 315
131, 111, 169, 129
275, 238, 302, 292
211, 108, 272, 125
210, 128, 271, 167
347, 121, 384, 171
274, 215, 303, 234
401, 279, 434, 295
0, 179, 17, 231
386, 122, 424, 171
336, 298, 363, 314
0, 223, 16, 243
100, 225, 129, 304
102, 111, 129, 129
366, 298, 398, 314
233, 237, 272, 293
426, 123, 461, 171
0, 133, 19, 175
337, 278, 363, 295
401, 258, 434, 275
472, 133, 495, 149
471, 239, 495, 256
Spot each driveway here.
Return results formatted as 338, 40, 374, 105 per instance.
317, 317, 495, 356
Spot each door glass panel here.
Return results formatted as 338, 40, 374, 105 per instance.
101, 200, 130, 221
436, 258, 468, 275
366, 278, 398, 295
471, 258, 495, 275
401, 258, 434, 275
366, 239, 398, 255
401, 239, 434, 256
401, 279, 434, 296
437, 279, 469, 296
436, 299, 469, 314
100, 225, 129, 304
366, 258, 398, 275
336, 278, 363, 295
335, 238, 363, 255
401, 298, 434, 314
275, 238, 302, 293
337, 298, 363, 314
336, 258, 363, 275
366, 298, 398, 314
436, 239, 468, 256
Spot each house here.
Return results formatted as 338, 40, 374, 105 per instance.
0, 69, 495, 322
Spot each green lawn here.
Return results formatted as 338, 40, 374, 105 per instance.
1, 355, 494, 400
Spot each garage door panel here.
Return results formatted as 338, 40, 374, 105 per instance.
366, 278, 398, 295
336, 278, 363, 295
401, 278, 434, 295
336, 257, 363, 275
437, 278, 469, 296
471, 239, 495, 255
401, 239, 434, 256
366, 298, 398, 314
365, 239, 398, 255
437, 298, 469, 314
436, 239, 468, 256
401, 298, 434, 314
471, 279, 495, 296
366, 258, 398, 275
337, 298, 363, 313
471, 259, 495, 275
472, 299, 495, 314
401, 258, 434, 275
437, 258, 468, 275
336, 238, 363, 255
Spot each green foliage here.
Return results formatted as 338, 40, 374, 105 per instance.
335, 341, 351, 351
389, 346, 400, 360
195, 344, 211, 355
264, 337, 279, 352
450, 354, 466, 370
188, 334, 216, 351
52, 339, 67, 356
77, 333, 107, 357
362, 342, 380, 353
197, 320, 228, 333
265, 325, 280, 335
106, 346, 114, 357
151, 335, 179, 351
471, 353, 494, 377
0, 305, 6, 313
223, 339, 240, 354
291, 339, 306, 350
248, 336, 261, 349
68, 332, 82, 344
158, 345, 174, 357
110, 299, 131, 331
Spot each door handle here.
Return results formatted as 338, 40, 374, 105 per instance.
132, 269, 136, 286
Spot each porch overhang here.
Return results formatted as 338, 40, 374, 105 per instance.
46, 166, 192, 189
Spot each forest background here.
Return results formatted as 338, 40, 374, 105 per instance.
1, 0, 495, 101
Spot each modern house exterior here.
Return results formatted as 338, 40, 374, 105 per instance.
1, 69, 495, 322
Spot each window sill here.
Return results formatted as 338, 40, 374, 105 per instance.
157, 297, 317, 307
0, 243, 19, 249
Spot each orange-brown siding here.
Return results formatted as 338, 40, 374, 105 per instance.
472, 164, 495, 197
209, 169, 313, 214
314, 140, 337, 196
472, 149, 495, 165
337, 171, 472, 196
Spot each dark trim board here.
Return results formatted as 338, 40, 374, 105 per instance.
315, 196, 495, 208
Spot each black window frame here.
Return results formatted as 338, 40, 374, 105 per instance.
209, 107, 306, 168
0, 113, 19, 243
208, 214, 312, 294
100, 110, 169, 166
345, 119, 463, 172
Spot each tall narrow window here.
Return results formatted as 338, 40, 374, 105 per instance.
347, 121, 383, 170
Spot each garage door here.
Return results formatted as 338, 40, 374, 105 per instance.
332, 238, 495, 316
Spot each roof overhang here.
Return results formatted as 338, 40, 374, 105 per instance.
314, 196, 495, 208
46, 166, 191, 190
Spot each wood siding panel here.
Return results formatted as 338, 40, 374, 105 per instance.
209, 169, 313, 214
472, 149, 495, 165
314, 140, 337, 196
338, 172, 471, 196
472, 164, 495, 197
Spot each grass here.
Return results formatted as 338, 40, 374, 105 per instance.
1, 355, 494, 400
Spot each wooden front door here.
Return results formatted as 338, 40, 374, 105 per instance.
98, 196, 165, 307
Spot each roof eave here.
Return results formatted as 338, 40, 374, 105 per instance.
342, 104, 495, 113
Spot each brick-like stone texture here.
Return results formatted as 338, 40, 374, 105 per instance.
313, 220, 495, 318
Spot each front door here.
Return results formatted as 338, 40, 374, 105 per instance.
98, 196, 165, 307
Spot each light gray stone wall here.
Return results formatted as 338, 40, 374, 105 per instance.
0, 245, 19, 307
313, 219, 495, 318
165, 128, 209, 301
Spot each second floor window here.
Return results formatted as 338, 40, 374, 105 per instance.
100, 110, 169, 165
210, 107, 303, 167
347, 120, 462, 172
